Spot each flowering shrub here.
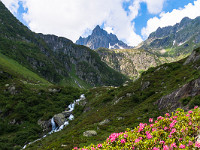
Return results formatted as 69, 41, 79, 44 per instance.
73, 106, 200, 150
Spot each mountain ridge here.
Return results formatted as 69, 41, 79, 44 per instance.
138, 16, 200, 58
76, 25, 132, 50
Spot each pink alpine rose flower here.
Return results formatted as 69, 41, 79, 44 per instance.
188, 141, 193, 146
165, 113, 170, 117
121, 139, 126, 144
195, 141, 200, 148
188, 110, 193, 114
163, 145, 169, 150
171, 143, 177, 148
153, 147, 160, 150
164, 127, 168, 130
149, 118, 153, 123
159, 141, 165, 144
179, 144, 185, 148
98, 144, 102, 148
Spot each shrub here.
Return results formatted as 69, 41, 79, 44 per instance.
74, 106, 200, 150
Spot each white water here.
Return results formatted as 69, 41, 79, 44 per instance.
22, 94, 85, 149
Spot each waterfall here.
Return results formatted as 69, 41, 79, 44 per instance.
50, 118, 57, 132
22, 94, 85, 149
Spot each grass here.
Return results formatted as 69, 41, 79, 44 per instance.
59, 64, 92, 89
0, 52, 51, 86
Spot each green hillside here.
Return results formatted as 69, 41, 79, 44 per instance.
0, 52, 81, 149
25, 47, 200, 149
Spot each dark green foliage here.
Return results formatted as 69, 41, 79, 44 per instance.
189, 96, 200, 109
180, 97, 191, 106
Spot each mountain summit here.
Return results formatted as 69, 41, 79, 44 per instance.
76, 25, 132, 50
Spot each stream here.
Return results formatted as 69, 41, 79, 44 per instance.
22, 94, 85, 149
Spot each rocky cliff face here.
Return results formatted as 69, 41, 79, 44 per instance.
97, 48, 161, 78
37, 34, 128, 87
155, 50, 200, 112
139, 16, 200, 57
155, 76, 200, 112
76, 25, 132, 50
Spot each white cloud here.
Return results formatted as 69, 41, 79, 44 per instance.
128, 0, 166, 20
104, 27, 114, 34
1, 0, 19, 14
17, 0, 142, 46
142, 0, 200, 39
144, 0, 166, 14
1, 0, 168, 46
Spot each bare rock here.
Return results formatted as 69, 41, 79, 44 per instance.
184, 51, 200, 65
141, 81, 150, 91
155, 77, 200, 112
98, 119, 110, 126
54, 113, 66, 127
83, 130, 97, 137
37, 119, 52, 132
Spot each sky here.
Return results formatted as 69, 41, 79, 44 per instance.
1, 0, 200, 46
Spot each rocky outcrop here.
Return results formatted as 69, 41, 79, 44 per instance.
83, 130, 97, 137
97, 48, 161, 78
184, 50, 200, 65
38, 34, 128, 87
53, 111, 71, 127
76, 25, 132, 50
37, 119, 52, 132
98, 119, 110, 126
155, 77, 200, 112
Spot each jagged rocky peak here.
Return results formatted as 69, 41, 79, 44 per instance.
76, 25, 132, 50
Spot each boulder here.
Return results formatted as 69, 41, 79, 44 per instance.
62, 111, 71, 118
98, 119, 110, 126
54, 113, 66, 127
141, 81, 150, 91
8, 85, 17, 95
48, 88, 60, 93
37, 119, 52, 132
83, 130, 97, 137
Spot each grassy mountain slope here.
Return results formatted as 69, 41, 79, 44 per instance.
0, 2, 127, 88
0, 52, 81, 149
25, 47, 200, 149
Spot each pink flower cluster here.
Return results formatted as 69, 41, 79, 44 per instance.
108, 132, 123, 142
74, 106, 200, 150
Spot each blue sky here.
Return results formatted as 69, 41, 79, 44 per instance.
2, 0, 200, 46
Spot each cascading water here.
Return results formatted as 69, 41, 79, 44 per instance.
51, 118, 56, 131
22, 94, 85, 149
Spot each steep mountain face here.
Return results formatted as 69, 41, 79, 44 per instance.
139, 16, 200, 57
97, 48, 161, 78
26, 47, 200, 150
37, 34, 128, 87
0, 2, 127, 88
76, 25, 132, 50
